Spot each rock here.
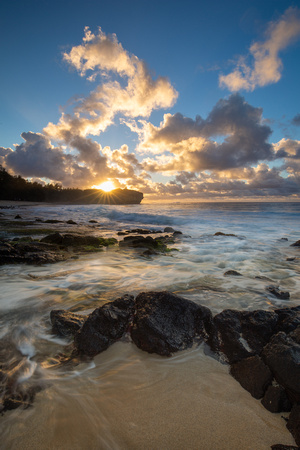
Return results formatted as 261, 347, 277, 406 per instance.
66, 220, 77, 225
207, 309, 278, 364
164, 227, 175, 233
267, 286, 290, 300
290, 240, 300, 247
271, 445, 299, 450
50, 310, 86, 337
44, 219, 64, 224
224, 270, 243, 277
40, 232, 114, 248
262, 331, 300, 403
0, 240, 67, 265
14, 214, 22, 219
89, 220, 98, 223
261, 384, 292, 413
130, 291, 212, 356
287, 404, 300, 446
119, 235, 173, 253
230, 355, 272, 399
275, 306, 300, 333
214, 232, 237, 237
75, 295, 135, 357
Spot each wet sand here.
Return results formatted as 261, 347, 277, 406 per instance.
0, 343, 296, 449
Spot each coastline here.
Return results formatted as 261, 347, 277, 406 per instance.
0, 202, 299, 448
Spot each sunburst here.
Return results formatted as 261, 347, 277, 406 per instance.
93, 180, 116, 192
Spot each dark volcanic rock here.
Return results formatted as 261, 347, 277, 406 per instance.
230, 355, 272, 399
130, 291, 212, 356
267, 286, 290, 300
275, 306, 300, 333
214, 232, 237, 237
271, 445, 299, 450
224, 270, 243, 277
50, 310, 86, 337
291, 240, 300, 247
41, 232, 102, 247
0, 240, 67, 265
119, 235, 174, 253
287, 404, 300, 446
262, 331, 300, 403
261, 384, 292, 413
207, 309, 278, 364
75, 295, 135, 357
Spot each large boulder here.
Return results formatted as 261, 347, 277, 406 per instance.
275, 306, 300, 333
287, 404, 300, 446
74, 295, 135, 357
207, 309, 278, 364
262, 330, 300, 403
50, 310, 86, 338
130, 291, 212, 356
261, 385, 292, 413
230, 355, 272, 399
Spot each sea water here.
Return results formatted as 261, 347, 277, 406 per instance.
0, 201, 299, 449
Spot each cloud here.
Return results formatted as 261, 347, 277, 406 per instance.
145, 165, 300, 200
136, 94, 274, 172
3, 132, 108, 187
3, 27, 178, 190
273, 138, 300, 159
45, 27, 178, 143
219, 7, 300, 91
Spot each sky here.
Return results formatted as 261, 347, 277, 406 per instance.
1, 0, 300, 201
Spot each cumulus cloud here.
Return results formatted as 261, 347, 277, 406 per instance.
144, 165, 300, 200
136, 94, 274, 172
45, 27, 177, 143
3, 27, 177, 190
2, 132, 109, 188
219, 7, 300, 91
273, 138, 300, 159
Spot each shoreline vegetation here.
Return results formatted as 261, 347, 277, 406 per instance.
0, 166, 143, 204
0, 204, 299, 448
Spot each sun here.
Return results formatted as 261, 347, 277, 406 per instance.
93, 180, 116, 192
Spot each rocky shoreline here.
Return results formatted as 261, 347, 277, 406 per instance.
0, 205, 299, 448
51, 291, 299, 447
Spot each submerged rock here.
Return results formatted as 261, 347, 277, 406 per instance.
50, 310, 86, 337
214, 232, 237, 237
230, 355, 272, 399
74, 295, 135, 357
267, 286, 290, 300
130, 291, 212, 356
290, 240, 300, 247
119, 235, 176, 253
224, 270, 243, 277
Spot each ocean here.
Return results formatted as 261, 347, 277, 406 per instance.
0, 201, 299, 449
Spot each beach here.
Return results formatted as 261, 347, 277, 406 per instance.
0, 201, 299, 448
